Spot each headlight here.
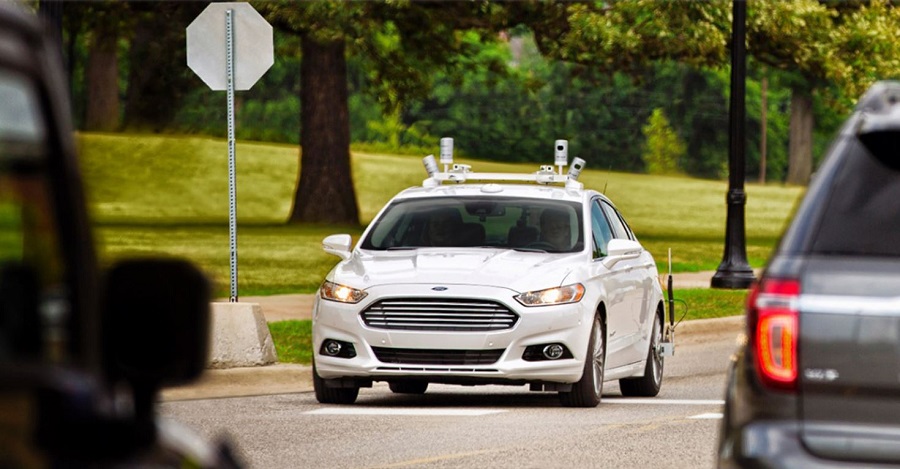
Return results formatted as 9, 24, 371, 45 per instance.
515, 283, 585, 307
320, 280, 367, 304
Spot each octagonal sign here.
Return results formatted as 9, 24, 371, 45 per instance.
186, 2, 273, 91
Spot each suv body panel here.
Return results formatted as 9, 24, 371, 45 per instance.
719, 81, 900, 467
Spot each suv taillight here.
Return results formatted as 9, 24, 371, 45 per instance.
747, 278, 799, 391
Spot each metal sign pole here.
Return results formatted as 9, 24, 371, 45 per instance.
226, 9, 238, 302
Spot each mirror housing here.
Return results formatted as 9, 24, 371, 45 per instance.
101, 258, 210, 403
856, 81, 900, 170
323, 234, 352, 260
603, 239, 643, 269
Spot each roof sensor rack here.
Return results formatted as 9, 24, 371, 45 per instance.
422, 138, 586, 190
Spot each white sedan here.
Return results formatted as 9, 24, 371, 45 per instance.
312, 144, 670, 407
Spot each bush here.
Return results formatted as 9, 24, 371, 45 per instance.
642, 108, 685, 175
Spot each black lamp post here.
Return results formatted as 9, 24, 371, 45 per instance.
711, 0, 755, 289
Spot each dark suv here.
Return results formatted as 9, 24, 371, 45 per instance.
0, 4, 237, 467
718, 81, 900, 467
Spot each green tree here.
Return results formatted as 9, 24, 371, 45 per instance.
260, 1, 519, 224
642, 108, 685, 175
528, 0, 900, 184
83, 3, 126, 131
122, 2, 207, 131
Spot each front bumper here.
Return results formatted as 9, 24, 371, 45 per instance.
312, 284, 594, 384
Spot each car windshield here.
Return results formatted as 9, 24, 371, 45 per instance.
360, 196, 584, 253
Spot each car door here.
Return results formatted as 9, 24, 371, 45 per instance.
598, 200, 652, 365
588, 198, 640, 369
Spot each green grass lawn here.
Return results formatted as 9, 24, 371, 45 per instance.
79, 132, 804, 296
268, 320, 313, 364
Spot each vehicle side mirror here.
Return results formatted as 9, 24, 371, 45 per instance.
323, 234, 352, 260
101, 258, 210, 420
856, 82, 900, 170
602, 239, 643, 269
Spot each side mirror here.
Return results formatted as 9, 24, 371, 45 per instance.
323, 234, 352, 260
101, 258, 210, 420
602, 239, 643, 269
856, 82, 900, 170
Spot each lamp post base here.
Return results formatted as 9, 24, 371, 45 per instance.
711, 267, 755, 289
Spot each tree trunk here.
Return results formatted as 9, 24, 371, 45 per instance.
786, 88, 813, 185
290, 36, 359, 224
759, 75, 767, 184
84, 15, 119, 131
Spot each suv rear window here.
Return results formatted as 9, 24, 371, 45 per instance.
811, 140, 900, 256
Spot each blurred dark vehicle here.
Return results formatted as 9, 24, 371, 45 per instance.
718, 81, 900, 467
0, 4, 238, 467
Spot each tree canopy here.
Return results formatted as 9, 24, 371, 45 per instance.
60, 0, 900, 223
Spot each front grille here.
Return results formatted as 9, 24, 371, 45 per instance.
371, 347, 505, 365
361, 298, 518, 331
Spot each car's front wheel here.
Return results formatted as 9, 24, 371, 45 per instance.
559, 315, 605, 407
389, 381, 428, 394
619, 311, 663, 397
313, 361, 359, 404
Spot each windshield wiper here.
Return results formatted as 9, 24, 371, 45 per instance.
512, 247, 547, 253
385, 246, 417, 251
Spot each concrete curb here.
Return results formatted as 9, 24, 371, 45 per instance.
161, 363, 312, 401
209, 302, 278, 369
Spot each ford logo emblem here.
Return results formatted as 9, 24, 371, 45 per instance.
431, 286, 448, 291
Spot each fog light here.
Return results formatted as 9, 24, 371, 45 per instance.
543, 344, 565, 360
523, 343, 572, 361
324, 340, 342, 356
319, 339, 357, 359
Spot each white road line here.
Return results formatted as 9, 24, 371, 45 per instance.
689, 413, 724, 419
306, 408, 507, 416
604, 398, 725, 405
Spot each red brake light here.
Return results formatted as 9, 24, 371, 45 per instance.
749, 278, 800, 391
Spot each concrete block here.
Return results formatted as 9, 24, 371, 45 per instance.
209, 302, 278, 369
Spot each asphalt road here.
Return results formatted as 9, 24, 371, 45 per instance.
159, 315, 743, 468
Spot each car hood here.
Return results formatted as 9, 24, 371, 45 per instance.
329, 248, 584, 293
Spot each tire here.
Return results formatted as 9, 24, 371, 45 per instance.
619, 312, 663, 397
313, 361, 359, 404
559, 316, 605, 408
388, 381, 428, 394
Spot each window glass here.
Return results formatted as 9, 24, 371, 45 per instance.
811, 140, 900, 256
0, 69, 45, 145
591, 200, 614, 258
361, 197, 584, 253
0, 68, 63, 365
600, 201, 629, 240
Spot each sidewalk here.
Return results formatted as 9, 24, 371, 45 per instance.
161, 271, 747, 402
